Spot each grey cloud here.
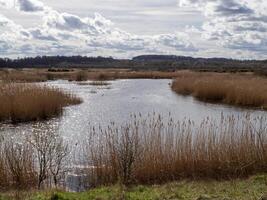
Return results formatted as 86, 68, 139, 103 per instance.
29, 29, 58, 41
179, 0, 267, 53
211, 0, 254, 16
16, 0, 45, 12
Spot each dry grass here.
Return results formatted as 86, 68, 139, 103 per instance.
84, 113, 267, 186
0, 139, 37, 191
0, 69, 47, 83
70, 70, 180, 81
1, 113, 267, 192
171, 72, 267, 109
0, 69, 183, 82
0, 83, 82, 123
0, 126, 69, 191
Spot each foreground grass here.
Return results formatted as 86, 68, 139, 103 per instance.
0, 83, 82, 123
1, 175, 267, 200
172, 72, 267, 110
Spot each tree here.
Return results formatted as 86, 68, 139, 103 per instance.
49, 137, 69, 187
27, 126, 69, 189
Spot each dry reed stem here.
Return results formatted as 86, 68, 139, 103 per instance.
84, 113, 267, 186
171, 73, 267, 109
0, 83, 82, 123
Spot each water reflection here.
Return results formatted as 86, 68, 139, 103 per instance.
0, 79, 266, 191
1, 79, 266, 157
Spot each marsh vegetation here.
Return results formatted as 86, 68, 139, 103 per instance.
0, 83, 82, 123
1, 113, 267, 196
1, 70, 267, 199
172, 72, 267, 110
83, 114, 267, 186
0, 68, 183, 83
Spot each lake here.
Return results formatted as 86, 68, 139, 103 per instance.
1, 78, 266, 145
0, 79, 266, 191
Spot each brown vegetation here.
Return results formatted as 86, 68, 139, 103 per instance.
0, 69, 47, 82
0, 83, 82, 123
171, 72, 267, 109
0, 127, 69, 191
84, 113, 267, 186
0, 68, 182, 82
1, 113, 267, 191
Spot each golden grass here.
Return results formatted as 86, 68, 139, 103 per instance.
171, 72, 267, 109
0, 69, 183, 82
70, 70, 180, 81
84, 113, 267, 186
0, 69, 47, 83
1, 113, 267, 191
0, 83, 82, 123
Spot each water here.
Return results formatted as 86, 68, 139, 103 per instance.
1, 78, 266, 143
0, 79, 266, 190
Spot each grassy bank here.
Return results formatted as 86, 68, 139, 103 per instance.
0, 83, 82, 123
171, 72, 267, 110
1, 175, 267, 200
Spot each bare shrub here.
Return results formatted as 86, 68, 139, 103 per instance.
49, 137, 69, 188
27, 126, 69, 189
4, 140, 37, 189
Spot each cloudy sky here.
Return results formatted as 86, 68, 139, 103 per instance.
0, 0, 266, 59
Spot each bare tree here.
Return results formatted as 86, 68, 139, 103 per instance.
49, 137, 69, 187
27, 127, 69, 189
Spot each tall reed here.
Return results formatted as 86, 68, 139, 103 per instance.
0, 83, 82, 123
0, 125, 69, 191
84, 113, 267, 186
171, 73, 267, 109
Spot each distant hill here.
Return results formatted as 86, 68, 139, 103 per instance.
133, 55, 238, 62
0, 55, 267, 72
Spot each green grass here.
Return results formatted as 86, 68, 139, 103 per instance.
1, 175, 267, 200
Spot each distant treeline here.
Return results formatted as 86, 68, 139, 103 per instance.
1, 55, 267, 72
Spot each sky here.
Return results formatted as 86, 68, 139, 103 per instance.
0, 0, 266, 59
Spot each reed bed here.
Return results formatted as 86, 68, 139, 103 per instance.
0, 69, 182, 83
0, 69, 47, 83
0, 125, 69, 191
171, 73, 267, 109
0, 83, 82, 123
71, 71, 180, 81
1, 113, 267, 191
84, 113, 267, 186
0, 137, 37, 191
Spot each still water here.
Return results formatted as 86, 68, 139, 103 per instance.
1, 79, 266, 144
0, 79, 266, 191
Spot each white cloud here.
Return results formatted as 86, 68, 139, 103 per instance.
0, 4, 196, 57
178, 0, 267, 54
0, 0, 14, 9
0, 0, 266, 59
